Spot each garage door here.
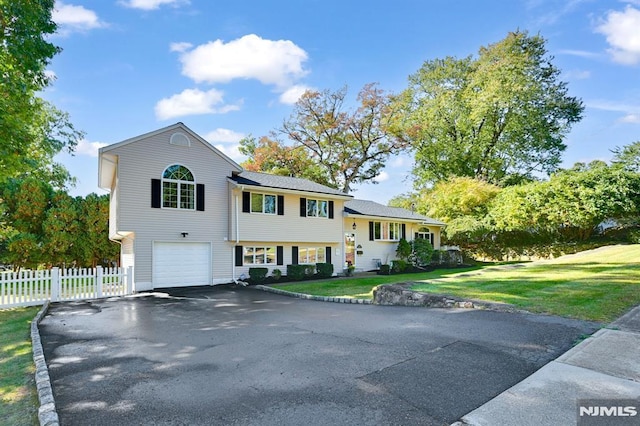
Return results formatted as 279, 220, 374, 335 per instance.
153, 242, 211, 288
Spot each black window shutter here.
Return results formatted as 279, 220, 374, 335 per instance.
369, 221, 374, 241
325, 247, 332, 264
292, 246, 299, 264
235, 246, 243, 267
151, 179, 161, 208
401, 224, 406, 239
415, 232, 419, 240
328, 201, 334, 219
299, 198, 307, 217
277, 195, 284, 216
430, 233, 435, 246
242, 191, 250, 213
277, 246, 284, 265
196, 184, 205, 211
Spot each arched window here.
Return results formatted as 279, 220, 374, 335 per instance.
162, 164, 195, 209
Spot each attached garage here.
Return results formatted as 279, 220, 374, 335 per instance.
152, 242, 212, 288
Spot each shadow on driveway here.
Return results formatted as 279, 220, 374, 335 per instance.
40, 284, 599, 425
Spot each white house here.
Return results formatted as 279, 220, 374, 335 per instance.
98, 123, 445, 291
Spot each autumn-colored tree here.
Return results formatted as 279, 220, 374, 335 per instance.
239, 135, 333, 187
279, 83, 407, 193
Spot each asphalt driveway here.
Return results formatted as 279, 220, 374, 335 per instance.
39, 284, 599, 426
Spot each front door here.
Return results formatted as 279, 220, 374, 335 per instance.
345, 233, 356, 267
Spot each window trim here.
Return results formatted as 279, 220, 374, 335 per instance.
372, 221, 404, 241
306, 198, 329, 218
243, 246, 277, 265
250, 192, 277, 215
161, 164, 196, 210
298, 246, 327, 264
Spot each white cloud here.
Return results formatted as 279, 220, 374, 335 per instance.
76, 139, 107, 157
119, 0, 189, 10
563, 69, 591, 80
556, 49, 600, 59
177, 34, 309, 88
53, 2, 107, 35
204, 128, 245, 143
214, 144, 245, 162
170, 42, 193, 53
154, 88, 241, 120
279, 85, 313, 105
620, 114, 640, 123
596, 6, 640, 65
373, 171, 390, 183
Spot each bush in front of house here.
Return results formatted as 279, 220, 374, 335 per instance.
379, 264, 391, 275
412, 238, 434, 267
271, 268, 282, 281
391, 259, 408, 274
287, 264, 315, 281
249, 267, 269, 283
316, 262, 334, 278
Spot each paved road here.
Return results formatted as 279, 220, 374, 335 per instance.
40, 285, 599, 426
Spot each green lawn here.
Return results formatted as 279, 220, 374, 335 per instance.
411, 245, 640, 322
0, 307, 39, 426
271, 245, 640, 323
271, 266, 483, 299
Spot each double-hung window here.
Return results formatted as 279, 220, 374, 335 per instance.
162, 164, 195, 210
243, 246, 276, 265
298, 247, 326, 264
307, 199, 328, 218
251, 193, 277, 214
372, 221, 403, 241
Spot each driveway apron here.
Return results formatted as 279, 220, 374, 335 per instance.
39, 285, 599, 426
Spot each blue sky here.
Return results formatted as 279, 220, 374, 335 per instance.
48, 0, 640, 204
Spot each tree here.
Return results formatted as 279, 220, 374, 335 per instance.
239, 135, 333, 188
394, 31, 584, 187
280, 83, 407, 193
75, 194, 120, 267
612, 141, 640, 173
0, 0, 83, 187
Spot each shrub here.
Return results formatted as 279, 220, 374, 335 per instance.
391, 259, 408, 273
629, 230, 640, 244
379, 264, 390, 275
287, 264, 306, 281
396, 238, 412, 261
249, 267, 268, 283
287, 264, 315, 280
271, 268, 282, 281
316, 263, 334, 278
412, 238, 434, 266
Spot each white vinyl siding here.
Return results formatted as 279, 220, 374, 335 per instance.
107, 126, 240, 287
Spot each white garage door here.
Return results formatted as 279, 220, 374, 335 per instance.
153, 242, 211, 288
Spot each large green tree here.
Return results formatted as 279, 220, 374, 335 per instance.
279, 83, 407, 193
394, 31, 584, 187
0, 0, 82, 187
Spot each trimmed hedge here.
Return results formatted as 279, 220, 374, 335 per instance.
249, 267, 268, 283
316, 262, 334, 278
379, 264, 391, 275
287, 264, 315, 281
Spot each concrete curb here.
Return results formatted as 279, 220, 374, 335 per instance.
255, 285, 372, 304
31, 302, 59, 426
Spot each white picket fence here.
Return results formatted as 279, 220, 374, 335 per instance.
0, 266, 134, 308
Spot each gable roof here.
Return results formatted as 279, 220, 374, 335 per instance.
98, 122, 242, 189
229, 171, 351, 198
344, 199, 446, 226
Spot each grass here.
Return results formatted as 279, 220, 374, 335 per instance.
271, 245, 640, 323
271, 266, 483, 299
0, 307, 40, 426
411, 245, 640, 322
